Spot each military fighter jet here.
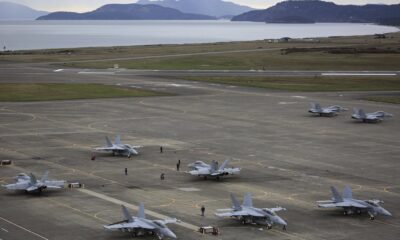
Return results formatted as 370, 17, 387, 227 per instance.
351, 108, 393, 123
94, 135, 141, 158
104, 203, 177, 239
2, 171, 65, 193
309, 102, 348, 117
215, 193, 287, 230
317, 186, 392, 220
187, 159, 240, 180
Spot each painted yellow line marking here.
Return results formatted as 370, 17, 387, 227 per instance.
77, 188, 199, 231
0, 216, 49, 240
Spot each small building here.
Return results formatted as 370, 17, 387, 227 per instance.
374, 34, 386, 39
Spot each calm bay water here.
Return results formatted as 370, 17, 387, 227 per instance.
0, 20, 398, 50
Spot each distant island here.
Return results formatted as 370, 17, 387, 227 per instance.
266, 16, 315, 24
37, 3, 216, 20
0, 1, 48, 20
232, 0, 400, 24
137, 0, 254, 18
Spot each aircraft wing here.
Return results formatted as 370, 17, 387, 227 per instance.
26, 186, 38, 192
95, 146, 124, 151
211, 168, 240, 176
157, 218, 177, 225
318, 202, 367, 208
105, 221, 155, 230
318, 203, 339, 208
270, 207, 286, 212
215, 210, 250, 217
46, 185, 63, 189
216, 209, 264, 217
221, 167, 241, 175
336, 201, 367, 208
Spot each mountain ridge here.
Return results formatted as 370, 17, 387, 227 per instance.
0, 1, 48, 20
232, 0, 400, 24
37, 3, 216, 20
137, 0, 254, 18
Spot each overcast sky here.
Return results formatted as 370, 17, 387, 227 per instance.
7, 0, 400, 12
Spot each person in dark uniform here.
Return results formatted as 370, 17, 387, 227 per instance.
176, 160, 180, 171
201, 205, 205, 216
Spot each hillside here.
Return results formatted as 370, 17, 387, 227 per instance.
232, 0, 400, 24
0, 1, 48, 20
137, 0, 254, 18
37, 3, 216, 20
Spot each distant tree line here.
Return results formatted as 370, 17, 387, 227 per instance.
377, 18, 400, 26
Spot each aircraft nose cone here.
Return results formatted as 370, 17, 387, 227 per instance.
163, 229, 177, 239
278, 218, 287, 226
274, 217, 287, 226
381, 208, 392, 216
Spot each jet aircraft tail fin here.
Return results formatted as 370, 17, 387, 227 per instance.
219, 159, 230, 171
29, 173, 37, 185
358, 109, 367, 118
114, 135, 121, 145
105, 136, 113, 147
315, 103, 322, 111
230, 193, 242, 211
353, 108, 367, 119
243, 193, 253, 207
343, 186, 352, 199
137, 202, 146, 219
40, 171, 49, 183
121, 205, 133, 222
330, 186, 344, 202
210, 160, 218, 172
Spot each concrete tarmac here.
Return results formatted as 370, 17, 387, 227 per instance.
0, 63, 399, 240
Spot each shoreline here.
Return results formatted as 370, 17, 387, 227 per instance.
0, 21, 398, 52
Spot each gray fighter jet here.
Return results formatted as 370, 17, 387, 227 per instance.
2, 171, 65, 193
104, 203, 177, 239
351, 108, 393, 123
187, 159, 240, 180
215, 193, 287, 230
309, 102, 348, 117
94, 135, 141, 158
317, 186, 392, 220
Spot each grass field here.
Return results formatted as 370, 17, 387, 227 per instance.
363, 95, 400, 104
182, 76, 400, 92
0, 83, 167, 102
0, 32, 399, 66
63, 50, 400, 71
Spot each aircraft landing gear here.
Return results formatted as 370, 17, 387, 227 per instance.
283, 225, 287, 231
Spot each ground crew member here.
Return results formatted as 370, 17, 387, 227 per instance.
176, 160, 180, 171
125, 168, 128, 175
201, 205, 205, 216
